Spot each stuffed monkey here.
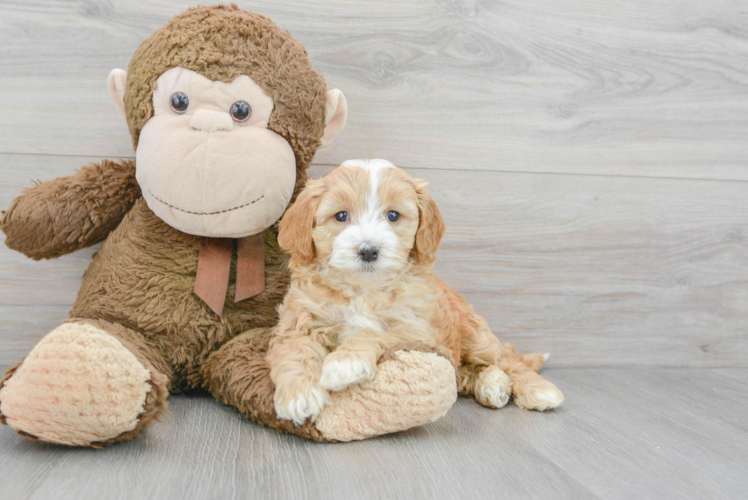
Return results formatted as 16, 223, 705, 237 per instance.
0, 5, 457, 447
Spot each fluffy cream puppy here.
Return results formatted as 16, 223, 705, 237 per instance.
268, 159, 563, 425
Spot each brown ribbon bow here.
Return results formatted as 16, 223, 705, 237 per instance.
194, 233, 265, 316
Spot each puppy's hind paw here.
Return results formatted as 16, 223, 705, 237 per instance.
275, 384, 330, 426
320, 357, 375, 392
530, 388, 564, 411
514, 379, 564, 411
475, 366, 511, 408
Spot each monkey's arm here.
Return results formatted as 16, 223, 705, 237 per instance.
1, 159, 140, 260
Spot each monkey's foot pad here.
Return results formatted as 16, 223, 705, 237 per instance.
0, 322, 151, 446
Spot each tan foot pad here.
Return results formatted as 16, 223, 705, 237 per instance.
0, 322, 151, 446
315, 350, 457, 441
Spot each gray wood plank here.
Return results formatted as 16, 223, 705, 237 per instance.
2, 157, 747, 369
0, 0, 747, 180
0, 368, 745, 500
523, 368, 748, 499
429, 168, 748, 369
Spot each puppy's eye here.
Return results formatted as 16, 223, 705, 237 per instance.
335, 211, 348, 222
387, 211, 400, 222
170, 92, 190, 114
230, 101, 252, 122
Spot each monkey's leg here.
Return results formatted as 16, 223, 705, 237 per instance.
0, 319, 171, 447
202, 330, 457, 442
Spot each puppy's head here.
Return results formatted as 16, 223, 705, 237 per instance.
278, 159, 445, 281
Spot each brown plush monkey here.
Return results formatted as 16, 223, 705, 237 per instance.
0, 5, 457, 447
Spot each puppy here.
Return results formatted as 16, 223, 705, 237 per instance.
268, 159, 563, 425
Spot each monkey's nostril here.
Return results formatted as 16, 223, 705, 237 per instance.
359, 245, 379, 263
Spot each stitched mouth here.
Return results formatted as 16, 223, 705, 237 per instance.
148, 190, 264, 215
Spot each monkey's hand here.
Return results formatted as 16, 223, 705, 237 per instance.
1, 159, 140, 259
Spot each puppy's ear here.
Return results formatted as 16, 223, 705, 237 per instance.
411, 179, 445, 265
278, 179, 325, 264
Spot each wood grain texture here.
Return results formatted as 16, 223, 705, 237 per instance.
2, 157, 747, 369
0, 0, 747, 180
0, 368, 746, 499
1, 2, 747, 498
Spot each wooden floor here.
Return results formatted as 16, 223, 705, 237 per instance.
1, 0, 747, 498
2, 369, 747, 500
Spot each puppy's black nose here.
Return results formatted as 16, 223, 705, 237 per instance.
359, 245, 379, 262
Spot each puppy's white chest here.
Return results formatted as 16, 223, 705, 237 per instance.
339, 295, 385, 339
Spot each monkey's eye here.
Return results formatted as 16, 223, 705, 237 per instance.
170, 92, 190, 114
387, 211, 400, 222
335, 211, 348, 222
230, 101, 252, 122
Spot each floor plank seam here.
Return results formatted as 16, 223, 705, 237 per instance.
2, 152, 747, 185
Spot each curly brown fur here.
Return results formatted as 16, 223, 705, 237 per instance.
69, 199, 290, 391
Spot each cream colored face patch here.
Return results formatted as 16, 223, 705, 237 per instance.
135, 67, 296, 238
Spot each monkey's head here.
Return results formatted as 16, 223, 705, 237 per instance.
106, 5, 347, 238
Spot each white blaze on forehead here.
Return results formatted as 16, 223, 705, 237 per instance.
339, 159, 395, 218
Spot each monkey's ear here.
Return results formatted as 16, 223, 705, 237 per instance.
107, 69, 128, 118
320, 89, 347, 148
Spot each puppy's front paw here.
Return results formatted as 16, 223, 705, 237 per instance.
274, 384, 330, 425
320, 355, 375, 392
